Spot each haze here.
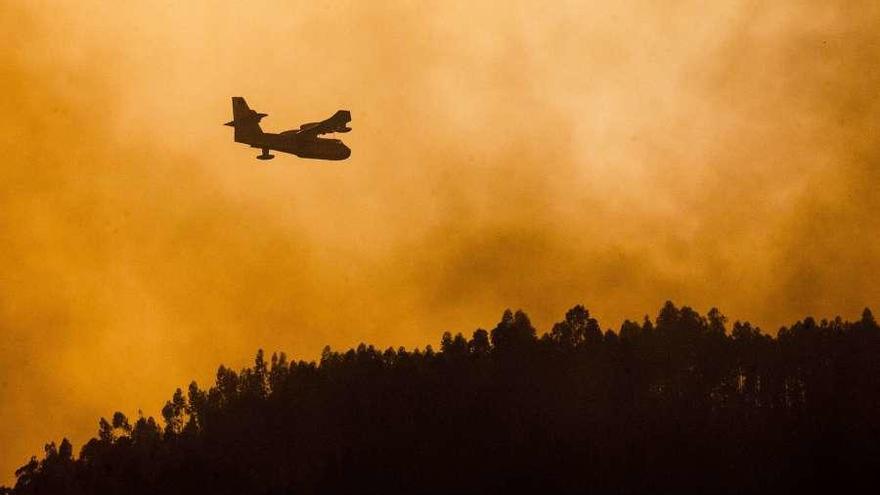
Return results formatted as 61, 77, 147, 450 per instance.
1, 0, 878, 484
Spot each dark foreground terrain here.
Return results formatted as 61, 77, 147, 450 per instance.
4, 302, 880, 494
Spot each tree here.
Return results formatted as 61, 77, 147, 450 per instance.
549, 305, 601, 348
161, 389, 187, 435
490, 309, 536, 352
469, 328, 491, 356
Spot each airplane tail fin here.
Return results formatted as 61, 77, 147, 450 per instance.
224, 97, 266, 142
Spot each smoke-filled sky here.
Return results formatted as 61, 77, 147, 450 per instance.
1, 0, 878, 483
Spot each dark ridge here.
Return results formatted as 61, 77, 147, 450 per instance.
5, 302, 880, 494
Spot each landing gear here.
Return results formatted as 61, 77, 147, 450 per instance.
256, 149, 275, 160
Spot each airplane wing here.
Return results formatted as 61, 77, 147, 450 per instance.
295, 110, 352, 138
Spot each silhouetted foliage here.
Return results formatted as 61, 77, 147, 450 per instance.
5, 303, 880, 494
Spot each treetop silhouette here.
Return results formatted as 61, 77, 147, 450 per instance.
5, 302, 879, 494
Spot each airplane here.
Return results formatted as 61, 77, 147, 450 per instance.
224, 97, 351, 161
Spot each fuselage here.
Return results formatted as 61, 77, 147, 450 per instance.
239, 132, 351, 161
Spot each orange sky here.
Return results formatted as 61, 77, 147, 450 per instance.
1, 0, 878, 485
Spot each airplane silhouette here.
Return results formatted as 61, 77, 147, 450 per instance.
224, 97, 351, 161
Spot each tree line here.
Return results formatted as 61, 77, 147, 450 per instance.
4, 302, 880, 494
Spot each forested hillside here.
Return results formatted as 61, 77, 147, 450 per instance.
5, 302, 880, 494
